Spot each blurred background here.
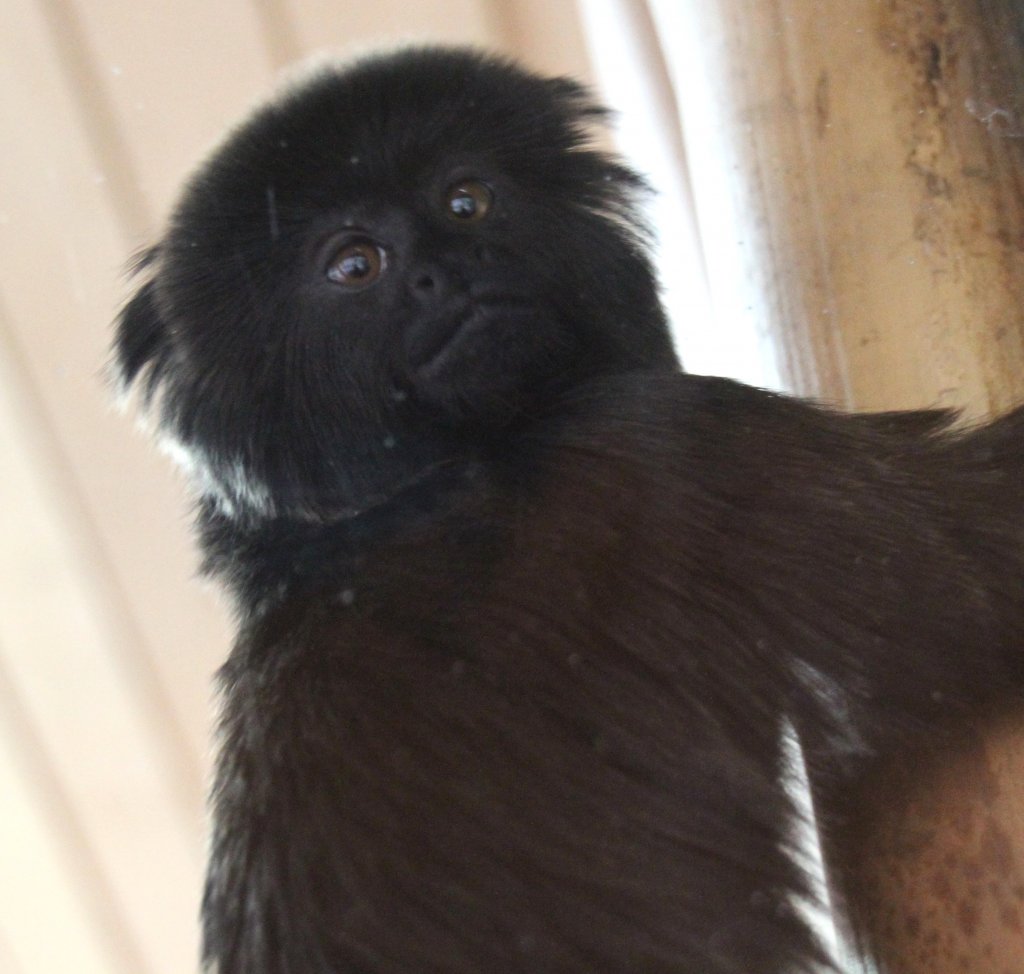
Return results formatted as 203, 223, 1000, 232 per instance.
3, 1, 1024, 971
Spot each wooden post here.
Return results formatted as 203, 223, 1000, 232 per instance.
661, 0, 1024, 969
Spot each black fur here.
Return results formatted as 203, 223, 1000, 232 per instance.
113, 47, 1024, 974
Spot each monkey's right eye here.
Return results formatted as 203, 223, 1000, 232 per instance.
325, 240, 386, 288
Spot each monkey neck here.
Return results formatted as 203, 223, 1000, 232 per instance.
195, 370, 680, 623
195, 452, 508, 620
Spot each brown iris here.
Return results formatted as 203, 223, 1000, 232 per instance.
326, 240, 386, 288
445, 180, 493, 222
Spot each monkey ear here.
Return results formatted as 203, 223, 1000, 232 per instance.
110, 249, 173, 405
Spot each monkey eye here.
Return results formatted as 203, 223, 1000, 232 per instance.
444, 180, 493, 222
325, 239, 386, 288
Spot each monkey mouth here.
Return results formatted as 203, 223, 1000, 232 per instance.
406, 299, 532, 378
407, 310, 478, 376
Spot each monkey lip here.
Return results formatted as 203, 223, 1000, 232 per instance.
407, 298, 533, 377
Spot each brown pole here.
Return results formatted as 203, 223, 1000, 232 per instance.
662, 0, 1024, 969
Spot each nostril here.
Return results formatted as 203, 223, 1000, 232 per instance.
409, 262, 461, 301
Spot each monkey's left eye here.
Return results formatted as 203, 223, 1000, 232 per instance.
445, 180, 493, 222
325, 239, 386, 289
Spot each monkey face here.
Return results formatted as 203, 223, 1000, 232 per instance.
271, 166, 577, 417
113, 49, 675, 520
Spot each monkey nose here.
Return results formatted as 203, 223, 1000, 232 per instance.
413, 270, 437, 293
408, 261, 463, 305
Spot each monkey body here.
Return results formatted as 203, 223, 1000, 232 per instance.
112, 47, 1024, 974
200, 373, 1024, 973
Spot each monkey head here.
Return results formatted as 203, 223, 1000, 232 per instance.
113, 48, 677, 521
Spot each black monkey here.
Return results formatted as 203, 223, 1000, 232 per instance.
113, 47, 1024, 974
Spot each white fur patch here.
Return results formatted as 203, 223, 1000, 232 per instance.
790, 660, 871, 759
780, 720, 879, 973
158, 433, 277, 519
